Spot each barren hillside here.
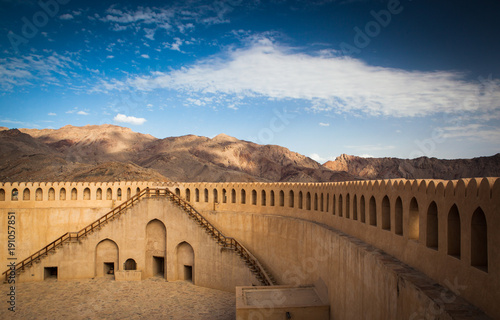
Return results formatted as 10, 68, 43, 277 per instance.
323, 153, 500, 180
0, 125, 498, 182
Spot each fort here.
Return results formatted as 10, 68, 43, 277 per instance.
0, 178, 498, 319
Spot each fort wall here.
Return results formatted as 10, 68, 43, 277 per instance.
0, 178, 498, 318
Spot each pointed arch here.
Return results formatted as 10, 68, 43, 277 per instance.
360, 195, 365, 223
369, 196, 376, 226
409, 197, 419, 240
146, 219, 166, 278
59, 188, 66, 201
447, 204, 460, 258
382, 196, 390, 230
213, 188, 218, 203
346, 193, 350, 219
84, 188, 90, 200
11, 188, 18, 201
338, 194, 343, 217
95, 239, 119, 278
48, 188, 55, 201
23, 188, 30, 201
298, 191, 303, 209
471, 208, 488, 271
353, 195, 358, 220
426, 201, 438, 250
241, 189, 246, 204
231, 189, 236, 203
176, 242, 195, 282
395, 197, 403, 235
96, 188, 102, 200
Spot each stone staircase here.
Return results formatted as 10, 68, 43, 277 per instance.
3, 187, 277, 286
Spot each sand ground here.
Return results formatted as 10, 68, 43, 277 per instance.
1, 277, 236, 320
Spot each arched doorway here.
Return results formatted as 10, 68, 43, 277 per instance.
95, 239, 119, 279
146, 219, 166, 278
176, 242, 194, 283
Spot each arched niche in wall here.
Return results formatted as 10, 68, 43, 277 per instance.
95, 239, 119, 278
145, 219, 166, 278
176, 241, 195, 283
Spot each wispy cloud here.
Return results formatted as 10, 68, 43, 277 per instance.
66, 108, 89, 115
113, 113, 146, 125
60, 13, 74, 20
164, 37, 187, 52
0, 53, 80, 91
97, 2, 238, 39
440, 124, 500, 142
309, 153, 335, 163
319, 122, 330, 127
48, 112, 57, 116
140, 54, 150, 59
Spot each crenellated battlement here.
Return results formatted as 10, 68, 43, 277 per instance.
1, 177, 498, 203
1, 177, 499, 318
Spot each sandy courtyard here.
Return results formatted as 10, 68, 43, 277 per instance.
1, 278, 236, 320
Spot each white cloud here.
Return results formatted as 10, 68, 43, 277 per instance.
310, 153, 336, 163
106, 55, 114, 59
113, 113, 146, 125
140, 54, 150, 59
60, 13, 74, 20
0, 53, 80, 91
77, 111, 89, 115
117, 39, 500, 118
309, 153, 325, 163
164, 37, 184, 52
48, 112, 56, 116
98, 3, 238, 39
440, 124, 500, 142
319, 122, 330, 127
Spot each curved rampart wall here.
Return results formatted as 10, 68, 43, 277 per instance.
171, 178, 499, 318
0, 178, 498, 317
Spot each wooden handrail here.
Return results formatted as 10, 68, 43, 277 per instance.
165, 189, 275, 286
2, 187, 152, 280
3, 187, 276, 286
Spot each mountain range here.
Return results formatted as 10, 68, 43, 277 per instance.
0, 125, 498, 182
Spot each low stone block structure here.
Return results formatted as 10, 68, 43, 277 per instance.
236, 285, 330, 320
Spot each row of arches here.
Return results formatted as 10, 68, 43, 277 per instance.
178, 186, 489, 272
0, 187, 141, 201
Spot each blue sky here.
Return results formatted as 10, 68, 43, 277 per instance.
0, 0, 499, 161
